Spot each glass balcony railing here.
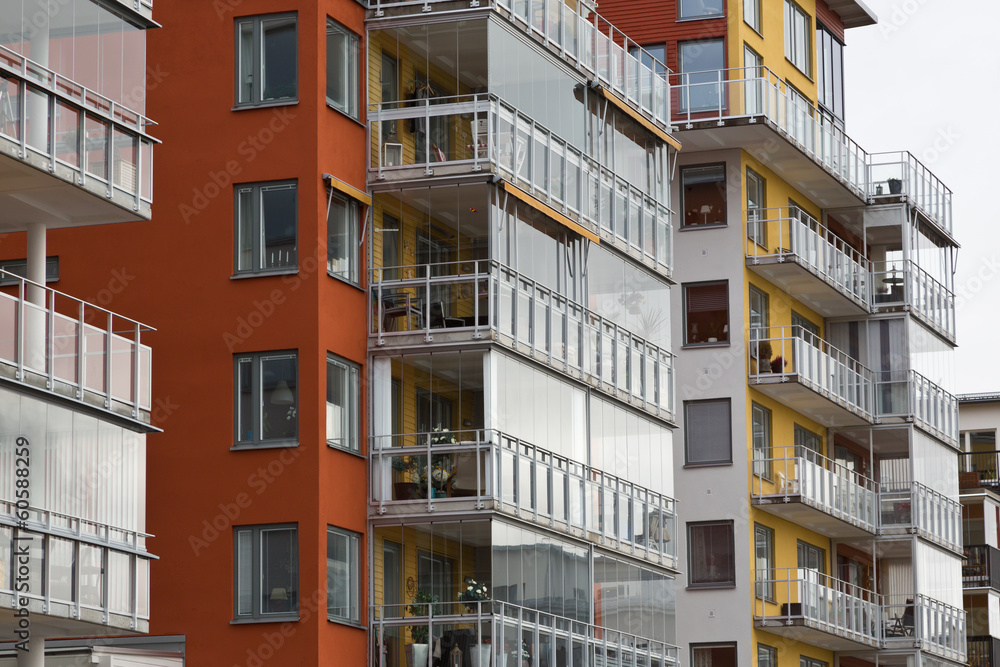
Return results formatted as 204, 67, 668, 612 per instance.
369, 94, 672, 276
367, 0, 673, 133
669, 66, 868, 198
875, 369, 958, 447
963, 545, 1000, 590
753, 568, 882, 646
872, 260, 956, 341
371, 430, 677, 566
745, 206, 871, 310
883, 595, 966, 662
371, 600, 680, 667
750, 446, 878, 533
748, 326, 874, 421
879, 481, 962, 552
869, 151, 953, 236
960, 450, 1000, 490
370, 261, 675, 421
0, 269, 153, 414
0, 45, 156, 211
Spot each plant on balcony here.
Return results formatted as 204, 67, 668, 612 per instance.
457, 578, 489, 612
430, 426, 458, 445
770, 356, 788, 373
407, 589, 440, 645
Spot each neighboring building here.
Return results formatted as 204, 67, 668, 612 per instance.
959, 393, 1000, 667
0, 0, 181, 665
592, 0, 964, 665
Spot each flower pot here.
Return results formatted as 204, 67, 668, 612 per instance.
406, 643, 429, 667
470, 644, 493, 667
394, 482, 418, 500
887, 178, 902, 195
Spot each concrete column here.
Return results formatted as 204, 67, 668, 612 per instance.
26, 16, 50, 151
15, 635, 44, 667
24, 223, 46, 371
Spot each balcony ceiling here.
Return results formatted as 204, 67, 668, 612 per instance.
753, 619, 880, 651
826, 0, 879, 29
0, 153, 145, 232
752, 497, 875, 539
0, 604, 146, 641
751, 377, 873, 428
746, 258, 869, 318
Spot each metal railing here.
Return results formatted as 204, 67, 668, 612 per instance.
371, 430, 677, 565
745, 206, 871, 309
369, 94, 673, 276
0, 269, 153, 413
0, 44, 156, 210
960, 451, 1000, 489
747, 325, 874, 421
869, 151, 953, 236
874, 369, 958, 447
750, 446, 878, 533
871, 260, 956, 341
963, 545, 1000, 590
371, 600, 680, 667
370, 261, 675, 420
883, 594, 966, 662
367, 0, 673, 132
879, 481, 962, 552
753, 568, 882, 646
669, 66, 868, 198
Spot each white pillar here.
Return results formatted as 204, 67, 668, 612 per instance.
23, 223, 47, 372
25, 222, 46, 299
26, 16, 50, 151
15, 635, 44, 667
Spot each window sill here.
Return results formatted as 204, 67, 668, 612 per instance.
681, 342, 731, 349
686, 583, 736, 591
231, 615, 300, 624
231, 268, 299, 280
327, 442, 367, 460
679, 224, 727, 232
743, 21, 763, 38
675, 14, 726, 22
232, 99, 300, 112
231, 441, 300, 452
328, 617, 366, 630
784, 58, 814, 82
683, 461, 733, 469
326, 102, 366, 128
327, 271, 366, 292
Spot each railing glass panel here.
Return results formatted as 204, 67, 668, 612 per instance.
869, 151, 953, 235
878, 481, 961, 552
883, 595, 966, 662
874, 369, 958, 446
871, 260, 956, 340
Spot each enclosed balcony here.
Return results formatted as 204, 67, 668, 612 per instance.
370, 429, 677, 568
370, 261, 675, 422
968, 636, 1000, 667
748, 326, 874, 427
0, 46, 156, 231
878, 482, 962, 553
882, 595, 966, 663
751, 446, 877, 537
960, 451, 1000, 490
871, 260, 956, 343
963, 545, 1000, 591
875, 369, 958, 447
869, 151, 954, 240
369, 94, 673, 277
745, 206, 870, 317
0, 270, 153, 424
753, 568, 881, 650
669, 66, 868, 208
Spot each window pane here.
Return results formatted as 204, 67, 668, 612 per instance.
237, 358, 254, 442
261, 355, 297, 441
752, 403, 770, 478
743, 0, 760, 31
758, 645, 777, 667
49, 536, 75, 602
327, 528, 358, 621
260, 528, 297, 615
684, 282, 728, 344
327, 357, 358, 451
261, 17, 297, 101
261, 185, 297, 269
237, 529, 253, 615
328, 196, 358, 283
79, 544, 103, 608
236, 188, 254, 272
326, 22, 357, 116
689, 523, 734, 585
691, 645, 737, 666
679, 40, 724, 112
685, 400, 731, 464
680, 0, 724, 18
237, 21, 255, 104
681, 165, 726, 227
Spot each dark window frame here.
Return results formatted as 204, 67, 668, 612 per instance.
327, 353, 361, 453
327, 525, 361, 624
326, 17, 360, 119
690, 643, 738, 666
754, 523, 775, 601
327, 190, 362, 286
0, 257, 59, 286
234, 180, 298, 276
687, 520, 736, 588
235, 13, 299, 107
752, 402, 772, 480
746, 167, 766, 247
684, 398, 733, 466
678, 0, 725, 20
680, 163, 728, 229
683, 280, 729, 347
233, 523, 299, 622
234, 350, 299, 448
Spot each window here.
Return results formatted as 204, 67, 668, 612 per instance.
380, 53, 399, 140
792, 311, 819, 338
380, 213, 401, 280
752, 402, 771, 479
237, 14, 297, 106
754, 524, 774, 600
744, 45, 763, 115
688, 521, 735, 586
327, 192, 361, 284
327, 19, 359, 118
679, 0, 724, 19
743, 0, 761, 33
327, 526, 360, 623
797, 540, 825, 572
749, 286, 769, 342
801, 658, 827, 667
746, 168, 766, 246
816, 24, 844, 119
0, 257, 59, 286
794, 425, 822, 460
684, 399, 732, 465
684, 281, 728, 345
236, 352, 298, 446
327, 354, 360, 452
629, 43, 667, 77
681, 164, 726, 228
784, 1, 811, 76
234, 524, 298, 620
236, 181, 297, 275
679, 40, 725, 112
758, 644, 777, 667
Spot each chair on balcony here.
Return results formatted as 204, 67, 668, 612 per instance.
777, 470, 799, 495
449, 451, 487, 497
430, 302, 464, 329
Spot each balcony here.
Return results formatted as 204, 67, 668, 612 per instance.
369, 94, 673, 278
371, 600, 680, 667
745, 207, 870, 317
875, 369, 958, 447
0, 45, 156, 232
960, 451, 1000, 490
366, 0, 674, 135
968, 636, 1000, 667
748, 326, 874, 427
371, 261, 675, 422
882, 595, 966, 663
0, 270, 153, 425
669, 66, 868, 208
878, 482, 962, 553
371, 430, 677, 568
751, 446, 878, 537
964, 545, 1000, 591
0, 504, 151, 635
753, 568, 881, 650
872, 260, 956, 343
869, 151, 954, 240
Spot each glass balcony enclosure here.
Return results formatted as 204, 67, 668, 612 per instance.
882, 594, 966, 662
875, 369, 958, 447
878, 481, 962, 553
869, 151, 953, 238
872, 260, 956, 342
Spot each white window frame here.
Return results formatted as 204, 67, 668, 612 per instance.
746, 167, 766, 247
743, 0, 761, 33
327, 353, 360, 452
236, 13, 298, 107
327, 191, 361, 285
326, 18, 359, 118
235, 181, 298, 275
327, 526, 361, 624
234, 524, 298, 621
784, 0, 812, 76
235, 351, 299, 447
679, 0, 724, 19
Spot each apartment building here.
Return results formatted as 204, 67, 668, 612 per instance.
591, 1, 964, 665
0, 0, 182, 665
958, 393, 1000, 667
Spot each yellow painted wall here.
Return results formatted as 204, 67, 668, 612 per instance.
752, 628, 833, 667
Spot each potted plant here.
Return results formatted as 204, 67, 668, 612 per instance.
405, 589, 439, 667
392, 455, 419, 500
751, 340, 772, 374
469, 638, 492, 667
887, 177, 902, 195
457, 577, 489, 613
770, 355, 788, 373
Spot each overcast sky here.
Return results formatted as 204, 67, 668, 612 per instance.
843, 0, 1000, 395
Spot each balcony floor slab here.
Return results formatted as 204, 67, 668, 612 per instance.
753, 617, 880, 651
752, 495, 876, 538
746, 256, 869, 318
750, 374, 873, 427
0, 592, 148, 638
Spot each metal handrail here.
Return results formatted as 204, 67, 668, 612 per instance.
869, 151, 953, 236
0, 500, 152, 553
883, 594, 966, 661
871, 259, 956, 340
874, 368, 958, 446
